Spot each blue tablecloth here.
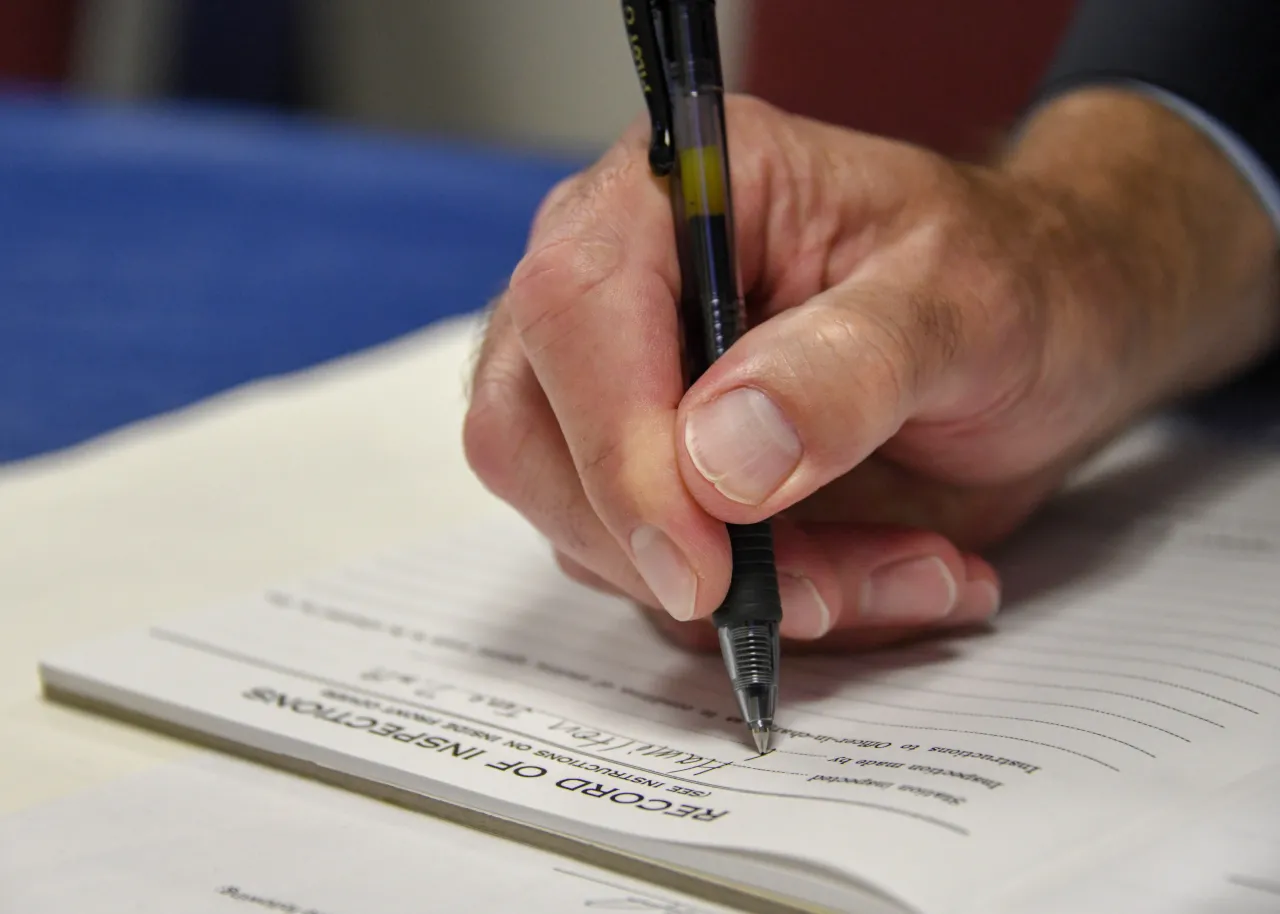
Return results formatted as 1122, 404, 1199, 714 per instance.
0, 94, 582, 464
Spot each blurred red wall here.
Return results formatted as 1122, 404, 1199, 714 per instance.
0, 0, 77, 84
743, 0, 1079, 160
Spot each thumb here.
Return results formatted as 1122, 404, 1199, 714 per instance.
675, 270, 977, 524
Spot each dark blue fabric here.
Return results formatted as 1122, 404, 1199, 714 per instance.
0, 94, 582, 463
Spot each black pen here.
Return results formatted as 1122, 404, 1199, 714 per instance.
620, 0, 782, 753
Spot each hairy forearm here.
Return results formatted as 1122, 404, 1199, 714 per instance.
1002, 87, 1280, 418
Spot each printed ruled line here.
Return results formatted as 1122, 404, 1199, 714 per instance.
896, 655, 1259, 714
1005, 630, 1280, 674
818, 660, 1225, 726
792, 689, 1182, 746
792, 673, 1194, 741
1136, 611, 1280, 634
1076, 600, 1280, 633
733, 764, 808, 776
282, 583, 1171, 763
313, 564, 1273, 721
271, 583, 1218, 757
277, 582, 713, 702
978, 644, 1280, 697
1003, 615, 1280, 652
405, 649, 751, 755
788, 708, 1122, 772
303, 577, 1230, 738
145, 628, 971, 836
311, 578, 661, 666
412, 643, 1136, 765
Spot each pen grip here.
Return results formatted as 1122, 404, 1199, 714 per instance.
712, 521, 783, 628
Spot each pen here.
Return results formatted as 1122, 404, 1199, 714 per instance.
621, 0, 782, 754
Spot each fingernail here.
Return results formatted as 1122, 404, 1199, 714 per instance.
955, 579, 1001, 621
779, 574, 832, 640
860, 556, 958, 621
685, 388, 802, 505
630, 525, 698, 621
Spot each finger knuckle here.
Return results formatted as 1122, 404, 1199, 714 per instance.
507, 231, 619, 333
507, 179, 633, 356
529, 174, 582, 237
512, 159, 639, 295
815, 300, 915, 412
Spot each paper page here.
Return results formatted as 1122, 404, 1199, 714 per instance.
38, 423, 1280, 914
995, 761, 1280, 913
0, 752, 744, 914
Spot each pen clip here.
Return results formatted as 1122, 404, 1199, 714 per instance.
621, 0, 674, 176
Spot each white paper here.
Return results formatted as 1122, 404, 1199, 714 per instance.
38, 423, 1280, 913
1001, 761, 1280, 913
0, 752, 743, 914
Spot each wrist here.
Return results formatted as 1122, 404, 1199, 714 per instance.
1001, 88, 1279, 424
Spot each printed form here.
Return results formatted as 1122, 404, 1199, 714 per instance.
39, 427, 1280, 913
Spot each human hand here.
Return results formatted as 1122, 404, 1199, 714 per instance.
463, 90, 1277, 651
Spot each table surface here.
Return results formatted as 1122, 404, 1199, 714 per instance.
0, 95, 576, 814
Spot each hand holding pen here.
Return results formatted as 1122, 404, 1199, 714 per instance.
460, 9, 1230, 740
618, 0, 783, 749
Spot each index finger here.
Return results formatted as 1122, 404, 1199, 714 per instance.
505, 125, 731, 622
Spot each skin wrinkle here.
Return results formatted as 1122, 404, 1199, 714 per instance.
753, 113, 836, 309
575, 431, 628, 486
749, 122, 846, 319
464, 312, 618, 561
526, 174, 582, 243
833, 289, 926, 423
779, 301, 908, 456
514, 283, 602, 363
818, 154, 889, 291
461, 87, 1278, 651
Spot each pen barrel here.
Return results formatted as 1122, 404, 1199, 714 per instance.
663, 2, 781, 633
668, 100, 743, 381
713, 522, 783, 627
654, 0, 783, 732
664, 0, 723, 96
663, 2, 743, 378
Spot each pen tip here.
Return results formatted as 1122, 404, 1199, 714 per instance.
751, 727, 772, 755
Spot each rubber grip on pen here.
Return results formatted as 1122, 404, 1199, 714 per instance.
711, 521, 783, 628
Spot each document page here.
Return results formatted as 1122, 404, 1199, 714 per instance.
39, 426, 1280, 914
0, 753, 744, 914
996, 761, 1280, 913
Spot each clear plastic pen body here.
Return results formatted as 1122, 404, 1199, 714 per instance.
664, 0, 743, 378
663, 0, 781, 747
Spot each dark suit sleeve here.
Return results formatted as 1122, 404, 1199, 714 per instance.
1039, 0, 1280, 182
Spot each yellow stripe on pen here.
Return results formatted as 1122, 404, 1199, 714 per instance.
679, 146, 726, 218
